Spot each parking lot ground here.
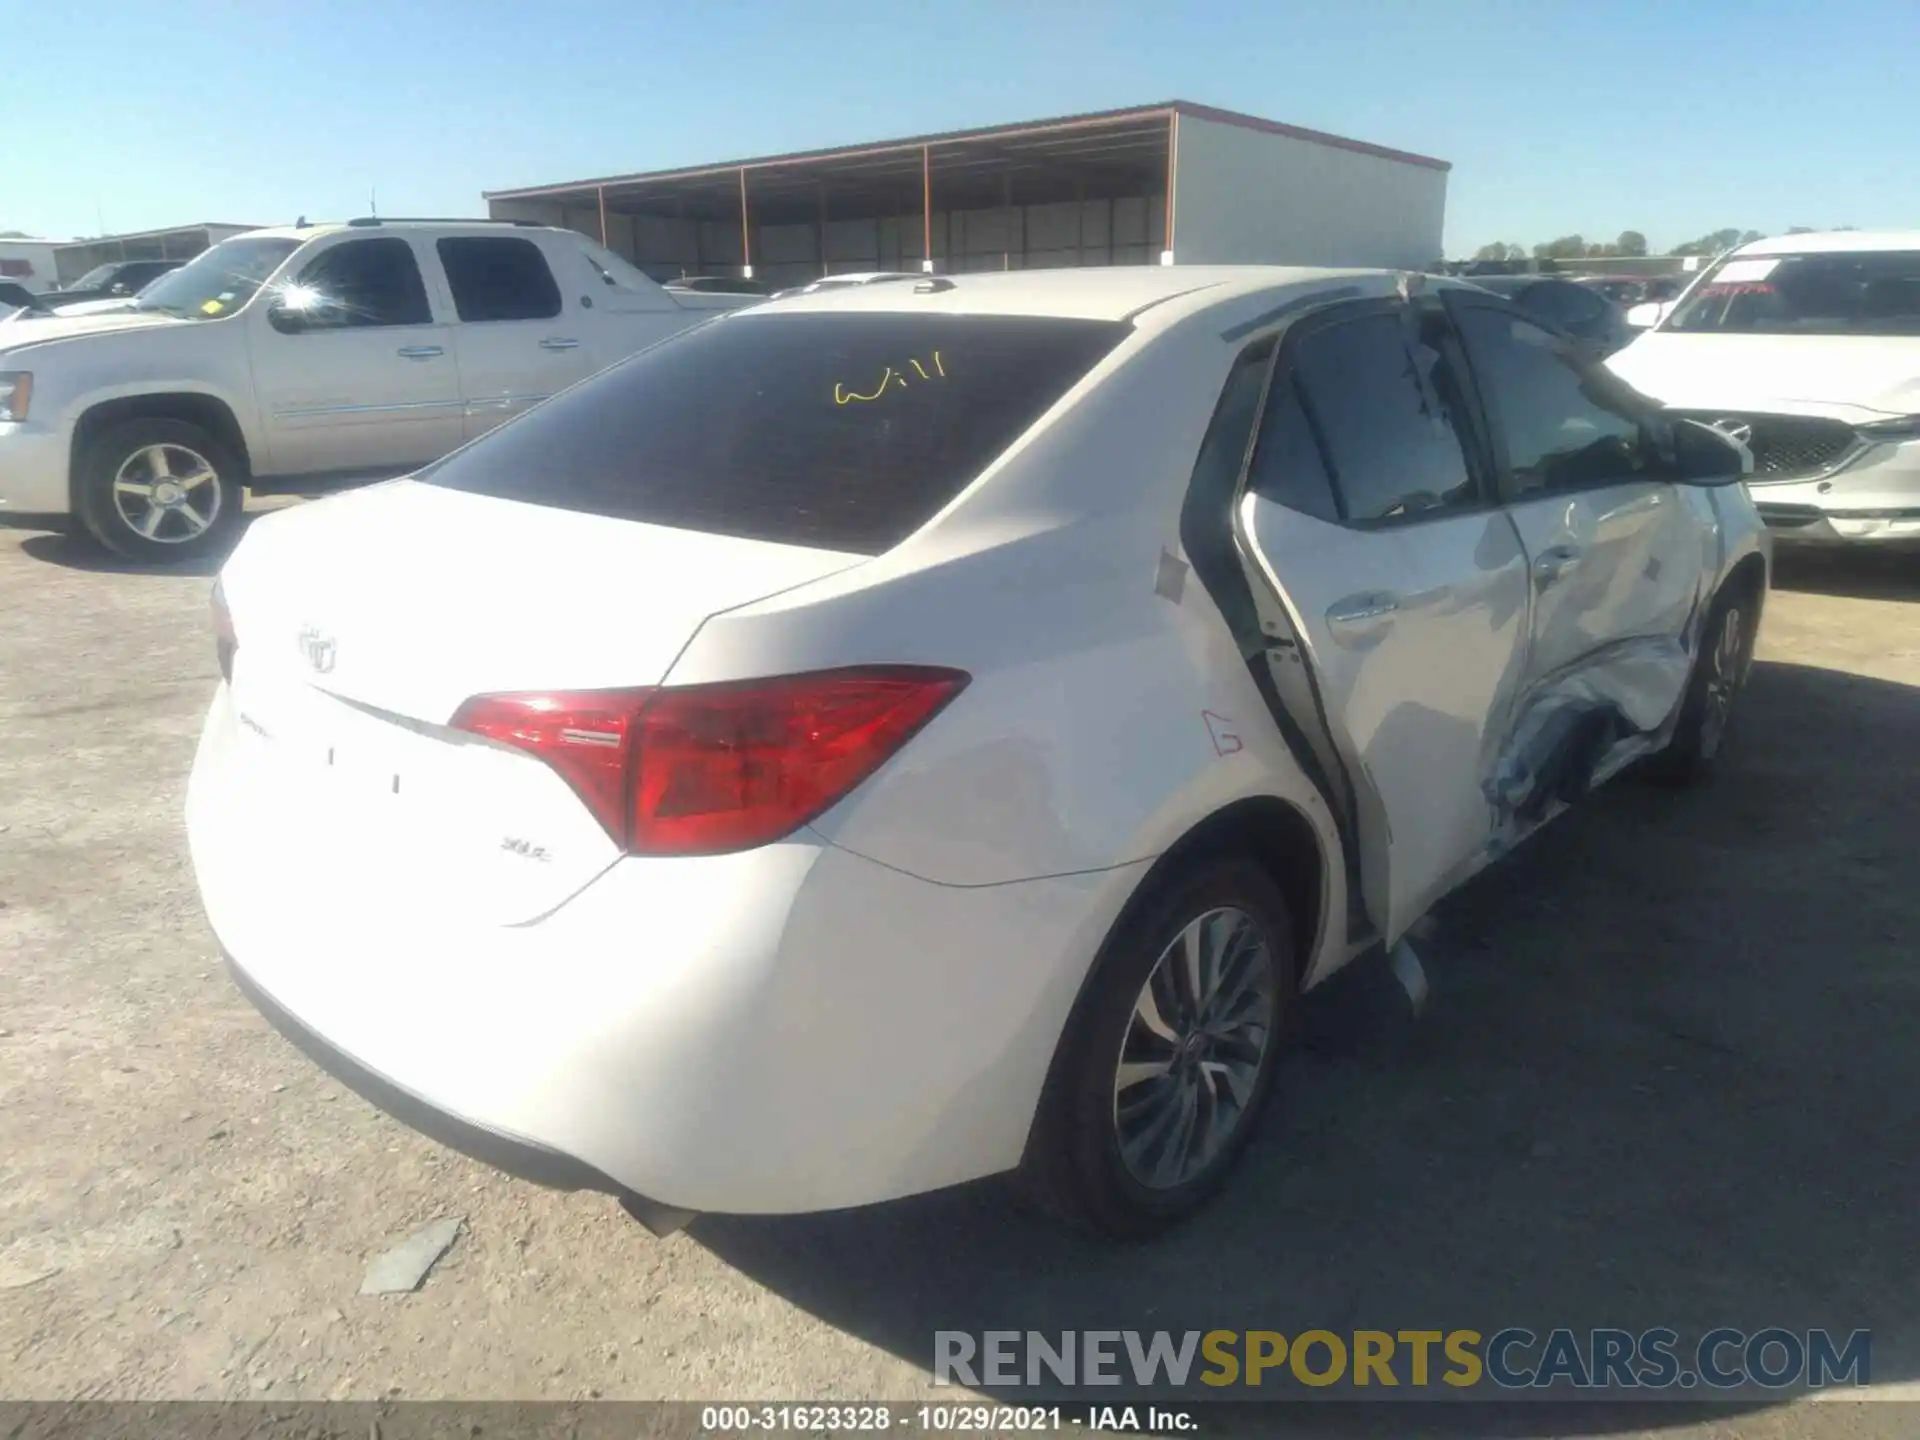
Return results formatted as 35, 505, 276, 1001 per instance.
1, 507, 1916, 1437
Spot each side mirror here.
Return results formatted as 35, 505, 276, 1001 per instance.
1626, 299, 1678, 329
1663, 418, 1751, 486
267, 302, 308, 335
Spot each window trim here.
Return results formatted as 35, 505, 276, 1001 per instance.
1176, 326, 1372, 940
1441, 291, 1662, 506
287, 235, 438, 332
1257, 296, 1500, 531
435, 234, 565, 324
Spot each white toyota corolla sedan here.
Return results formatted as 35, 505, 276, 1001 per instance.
188, 266, 1769, 1239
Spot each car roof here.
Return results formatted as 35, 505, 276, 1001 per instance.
734, 265, 1441, 325
237, 220, 574, 242
1733, 231, 1920, 257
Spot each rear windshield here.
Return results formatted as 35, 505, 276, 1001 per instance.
1666, 250, 1920, 336
421, 311, 1130, 554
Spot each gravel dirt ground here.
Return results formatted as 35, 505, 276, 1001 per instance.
1, 505, 1915, 1438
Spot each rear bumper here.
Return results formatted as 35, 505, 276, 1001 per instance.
0, 420, 71, 514
188, 685, 1140, 1215
225, 952, 694, 1234
1749, 439, 1920, 546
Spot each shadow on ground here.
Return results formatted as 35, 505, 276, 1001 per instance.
7, 509, 274, 578
692, 659, 1920, 1435
1772, 547, 1920, 603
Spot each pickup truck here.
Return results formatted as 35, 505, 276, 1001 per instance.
0, 219, 755, 562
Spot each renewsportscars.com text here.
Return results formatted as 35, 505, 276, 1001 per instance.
933, 1328, 1871, 1393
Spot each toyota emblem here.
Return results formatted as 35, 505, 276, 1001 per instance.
297, 625, 337, 674
1709, 418, 1754, 447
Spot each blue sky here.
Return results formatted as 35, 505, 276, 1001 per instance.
5, 0, 1912, 256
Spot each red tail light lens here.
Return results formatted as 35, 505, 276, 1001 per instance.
450, 689, 654, 845
450, 667, 969, 856
211, 578, 236, 683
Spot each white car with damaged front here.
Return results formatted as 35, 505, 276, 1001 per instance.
1608, 231, 1920, 547
187, 267, 1768, 1239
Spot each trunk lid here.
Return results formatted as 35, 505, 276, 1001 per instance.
216, 481, 864, 923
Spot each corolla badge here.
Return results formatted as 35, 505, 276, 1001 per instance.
1709, 418, 1754, 446
296, 625, 337, 674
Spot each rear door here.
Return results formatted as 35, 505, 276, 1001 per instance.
1234, 299, 1532, 940
1445, 295, 1711, 747
436, 234, 597, 440
248, 234, 463, 478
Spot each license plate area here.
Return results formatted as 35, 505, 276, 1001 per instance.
222, 656, 619, 923
234, 667, 413, 802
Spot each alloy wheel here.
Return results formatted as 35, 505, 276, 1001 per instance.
112, 443, 223, 543
1113, 906, 1277, 1190
1699, 606, 1745, 757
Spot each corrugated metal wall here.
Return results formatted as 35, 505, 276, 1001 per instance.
1170, 116, 1447, 271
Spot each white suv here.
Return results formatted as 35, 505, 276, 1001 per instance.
1608, 231, 1920, 548
0, 219, 752, 563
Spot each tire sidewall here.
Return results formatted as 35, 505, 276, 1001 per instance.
76, 418, 243, 564
1678, 587, 1756, 768
1696, 593, 1754, 761
1642, 581, 1758, 786
1048, 857, 1297, 1237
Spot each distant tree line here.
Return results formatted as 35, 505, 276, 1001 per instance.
1470, 226, 1857, 263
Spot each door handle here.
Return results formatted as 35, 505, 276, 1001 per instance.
539, 337, 581, 350
1325, 592, 1399, 643
1533, 543, 1583, 584
396, 345, 444, 359
1326, 593, 1399, 624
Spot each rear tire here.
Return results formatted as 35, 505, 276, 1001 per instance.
1018, 855, 1296, 1240
75, 418, 244, 565
1644, 582, 1758, 786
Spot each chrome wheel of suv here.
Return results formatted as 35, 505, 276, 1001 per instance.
77, 416, 243, 565
113, 442, 223, 543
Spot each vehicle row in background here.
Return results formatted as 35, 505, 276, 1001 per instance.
1465, 274, 1635, 356
1607, 231, 1920, 548
0, 219, 758, 561
51, 259, 184, 307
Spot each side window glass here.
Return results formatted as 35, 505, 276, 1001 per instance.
1246, 376, 1339, 523
437, 236, 563, 322
289, 238, 431, 330
1290, 311, 1477, 524
1453, 305, 1646, 498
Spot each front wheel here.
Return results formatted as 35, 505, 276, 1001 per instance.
1645, 585, 1757, 785
1019, 856, 1296, 1239
75, 418, 244, 564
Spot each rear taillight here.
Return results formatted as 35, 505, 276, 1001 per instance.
450, 667, 969, 856
211, 578, 236, 683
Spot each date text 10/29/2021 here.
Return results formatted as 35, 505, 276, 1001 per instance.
701, 1406, 1174, 1433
